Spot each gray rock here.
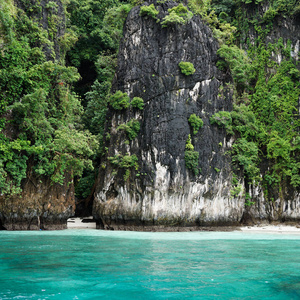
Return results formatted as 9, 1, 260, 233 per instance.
93, 2, 244, 228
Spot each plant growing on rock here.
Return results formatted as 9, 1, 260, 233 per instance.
109, 91, 130, 110
131, 97, 144, 110
117, 119, 140, 140
217, 45, 252, 93
184, 134, 199, 176
210, 111, 233, 134
108, 153, 139, 181
178, 61, 195, 75
140, 4, 159, 19
188, 114, 203, 134
161, 4, 193, 27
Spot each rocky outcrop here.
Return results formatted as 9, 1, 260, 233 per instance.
0, 170, 74, 230
93, 1, 243, 229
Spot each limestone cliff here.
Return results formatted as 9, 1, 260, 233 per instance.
93, 1, 243, 229
94, 1, 300, 229
0, 170, 74, 230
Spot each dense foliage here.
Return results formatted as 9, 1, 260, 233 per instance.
161, 3, 193, 27
140, 4, 159, 19
1, 0, 300, 208
209, 0, 300, 201
117, 120, 140, 141
131, 97, 144, 110
0, 1, 99, 195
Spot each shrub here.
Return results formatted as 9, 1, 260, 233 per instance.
293, 4, 300, 15
117, 119, 140, 140
131, 97, 144, 110
232, 138, 260, 184
108, 153, 139, 180
188, 114, 203, 134
210, 111, 233, 134
119, 154, 138, 170
185, 150, 199, 176
263, 7, 278, 22
179, 61, 195, 75
109, 90, 130, 110
169, 3, 193, 19
217, 45, 252, 92
140, 4, 159, 19
184, 134, 199, 175
161, 11, 185, 27
161, 4, 193, 27
185, 134, 194, 151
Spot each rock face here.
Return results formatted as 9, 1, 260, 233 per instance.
0, 170, 74, 230
93, 1, 244, 229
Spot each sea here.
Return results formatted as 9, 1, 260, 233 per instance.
0, 230, 300, 299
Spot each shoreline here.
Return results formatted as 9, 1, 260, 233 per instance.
239, 224, 300, 235
2, 218, 300, 233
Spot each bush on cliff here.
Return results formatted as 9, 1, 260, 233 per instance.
161, 4, 193, 27
117, 119, 140, 140
188, 114, 203, 134
131, 97, 144, 110
179, 61, 195, 75
109, 91, 130, 110
140, 4, 159, 19
184, 135, 199, 175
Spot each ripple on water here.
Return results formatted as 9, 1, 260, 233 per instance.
0, 230, 300, 299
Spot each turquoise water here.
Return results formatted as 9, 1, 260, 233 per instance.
1, 230, 300, 299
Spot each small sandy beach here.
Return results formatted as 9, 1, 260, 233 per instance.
239, 225, 300, 235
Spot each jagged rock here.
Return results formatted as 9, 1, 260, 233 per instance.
93, 1, 244, 229
0, 169, 74, 230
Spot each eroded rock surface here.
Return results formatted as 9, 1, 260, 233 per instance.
0, 171, 74, 230
93, 1, 243, 229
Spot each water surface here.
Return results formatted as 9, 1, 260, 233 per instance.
1, 230, 300, 299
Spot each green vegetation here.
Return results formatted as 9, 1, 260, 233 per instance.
108, 153, 139, 180
161, 4, 193, 27
140, 4, 159, 19
230, 174, 243, 198
179, 62, 196, 75
1, 0, 300, 208
0, 1, 99, 195
209, 0, 300, 204
117, 120, 140, 140
217, 45, 252, 93
131, 97, 144, 110
184, 135, 199, 176
188, 114, 203, 134
109, 91, 130, 110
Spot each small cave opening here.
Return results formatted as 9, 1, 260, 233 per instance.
75, 194, 94, 218
74, 170, 97, 218
72, 59, 97, 105
0, 219, 7, 230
